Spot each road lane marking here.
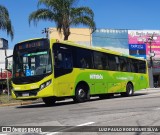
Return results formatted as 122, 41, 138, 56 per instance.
45, 132, 60, 135
153, 108, 160, 110
77, 122, 95, 126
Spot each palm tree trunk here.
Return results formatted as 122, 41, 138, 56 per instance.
64, 36, 68, 40
63, 27, 70, 40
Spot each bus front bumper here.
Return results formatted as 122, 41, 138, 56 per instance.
11, 82, 55, 100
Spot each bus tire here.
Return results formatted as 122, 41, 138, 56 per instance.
121, 83, 134, 97
73, 85, 88, 103
42, 97, 56, 106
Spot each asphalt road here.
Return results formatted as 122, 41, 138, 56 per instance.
0, 88, 160, 135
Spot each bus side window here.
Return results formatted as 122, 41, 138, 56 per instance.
93, 51, 103, 70
138, 60, 146, 73
115, 56, 120, 71
108, 55, 118, 71
81, 58, 88, 68
119, 57, 127, 72
126, 59, 132, 72
64, 53, 72, 69
54, 51, 73, 69
76, 48, 93, 69
93, 51, 109, 70
54, 52, 64, 68
130, 59, 138, 73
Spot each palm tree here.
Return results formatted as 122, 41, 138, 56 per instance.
29, 0, 96, 40
0, 5, 14, 40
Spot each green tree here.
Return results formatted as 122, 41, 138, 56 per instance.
0, 5, 14, 40
29, 0, 96, 40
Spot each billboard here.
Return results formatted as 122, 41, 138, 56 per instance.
128, 44, 146, 59
128, 30, 160, 72
0, 71, 12, 79
128, 30, 160, 60
92, 29, 129, 54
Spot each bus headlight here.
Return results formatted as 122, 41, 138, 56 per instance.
40, 80, 52, 90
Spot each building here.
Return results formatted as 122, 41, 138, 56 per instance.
49, 28, 92, 46
0, 49, 12, 91
92, 29, 129, 54
0, 38, 8, 49
0, 50, 13, 70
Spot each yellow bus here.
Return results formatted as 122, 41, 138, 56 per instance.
6, 38, 149, 106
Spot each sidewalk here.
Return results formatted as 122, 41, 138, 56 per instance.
0, 98, 42, 107
0, 101, 33, 107
136, 87, 160, 94
147, 87, 160, 91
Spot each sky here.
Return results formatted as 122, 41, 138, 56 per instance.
1, 0, 160, 49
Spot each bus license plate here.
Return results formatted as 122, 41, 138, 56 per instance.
22, 93, 29, 97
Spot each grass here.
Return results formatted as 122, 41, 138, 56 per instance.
0, 94, 41, 105
0, 94, 23, 104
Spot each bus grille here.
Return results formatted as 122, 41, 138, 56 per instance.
14, 89, 39, 97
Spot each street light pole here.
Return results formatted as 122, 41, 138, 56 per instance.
148, 35, 154, 68
147, 34, 155, 88
42, 28, 49, 38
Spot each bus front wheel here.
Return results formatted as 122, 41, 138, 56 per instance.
42, 97, 56, 106
73, 85, 88, 103
121, 83, 134, 97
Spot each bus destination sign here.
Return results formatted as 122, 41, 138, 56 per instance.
17, 40, 47, 50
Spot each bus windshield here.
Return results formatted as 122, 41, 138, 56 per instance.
13, 50, 52, 78
13, 40, 52, 78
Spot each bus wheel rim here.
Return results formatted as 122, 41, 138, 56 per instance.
128, 85, 133, 95
78, 89, 85, 98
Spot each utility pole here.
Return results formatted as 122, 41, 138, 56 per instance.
4, 47, 10, 99
147, 34, 155, 88
42, 28, 49, 38
148, 34, 154, 68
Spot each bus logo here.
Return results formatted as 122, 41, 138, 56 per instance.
90, 74, 103, 79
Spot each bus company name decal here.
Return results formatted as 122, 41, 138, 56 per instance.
90, 74, 103, 79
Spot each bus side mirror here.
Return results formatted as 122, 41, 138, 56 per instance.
57, 53, 62, 61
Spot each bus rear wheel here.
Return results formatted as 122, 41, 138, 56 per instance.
73, 85, 88, 103
42, 97, 56, 106
121, 83, 134, 97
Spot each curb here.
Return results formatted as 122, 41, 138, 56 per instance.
137, 88, 160, 92
0, 101, 33, 107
